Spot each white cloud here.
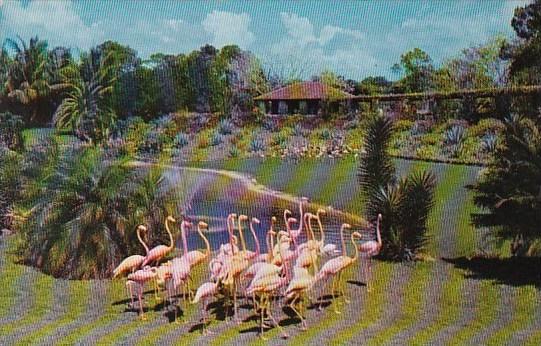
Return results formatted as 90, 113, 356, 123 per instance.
270, 12, 370, 79
0, 1, 104, 50
202, 11, 254, 49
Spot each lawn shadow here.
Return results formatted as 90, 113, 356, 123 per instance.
346, 279, 366, 287
443, 256, 541, 287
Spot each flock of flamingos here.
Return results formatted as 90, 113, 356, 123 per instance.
112, 198, 382, 339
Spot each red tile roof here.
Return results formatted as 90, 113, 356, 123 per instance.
254, 81, 354, 100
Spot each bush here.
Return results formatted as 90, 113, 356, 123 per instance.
481, 132, 498, 153
138, 130, 169, 154
250, 137, 266, 152
262, 118, 280, 132
469, 118, 504, 137
218, 119, 235, 135
272, 132, 288, 146
443, 125, 466, 146
394, 119, 414, 133
228, 145, 240, 158
320, 128, 333, 140
292, 123, 306, 137
210, 132, 224, 146
410, 120, 433, 136
0, 112, 24, 150
173, 132, 190, 148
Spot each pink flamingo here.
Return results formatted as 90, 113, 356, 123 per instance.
183, 221, 211, 267
246, 265, 290, 340
314, 209, 339, 256
210, 214, 238, 281
142, 216, 175, 267
288, 197, 309, 241
357, 214, 382, 292
285, 266, 317, 330
192, 281, 219, 335
315, 224, 362, 314
256, 216, 277, 263
113, 225, 149, 278
127, 266, 158, 320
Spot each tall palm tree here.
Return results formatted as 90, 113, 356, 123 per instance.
54, 48, 117, 143
2, 36, 56, 124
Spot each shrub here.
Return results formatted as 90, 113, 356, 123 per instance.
443, 125, 466, 146
173, 132, 190, 148
0, 112, 24, 150
198, 135, 210, 149
138, 130, 168, 154
218, 119, 235, 135
292, 123, 306, 137
272, 132, 288, 146
481, 132, 498, 153
210, 132, 224, 146
262, 118, 279, 132
410, 120, 433, 136
228, 145, 240, 158
320, 128, 333, 140
250, 137, 266, 152
394, 119, 414, 133
469, 118, 504, 137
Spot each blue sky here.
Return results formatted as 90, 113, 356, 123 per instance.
0, 0, 529, 80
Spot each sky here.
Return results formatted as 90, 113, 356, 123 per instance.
0, 0, 530, 80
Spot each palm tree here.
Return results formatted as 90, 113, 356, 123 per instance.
2, 36, 56, 124
17, 148, 134, 278
54, 48, 117, 143
471, 113, 541, 256
358, 115, 436, 260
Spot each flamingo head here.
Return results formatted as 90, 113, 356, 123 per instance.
137, 225, 147, 232
284, 209, 292, 218
231, 235, 238, 244
198, 221, 208, 229
239, 214, 249, 222
301, 196, 309, 202
166, 215, 176, 223
271, 216, 277, 223
181, 220, 193, 228
251, 217, 260, 224
377, 213, 382, 221
317, 208, 326, 216
352, 231, 362, 239
287, 217, 297, 225
342, 223, 352, 229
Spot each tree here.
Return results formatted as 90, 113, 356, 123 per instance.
392, 48, 435, 92
53, 48, 117, 143
359, 115, 436, 260
507, 0, 541, 84
471, 113, 541, 256
2, 36, 58, 124
358, 76, 392, 95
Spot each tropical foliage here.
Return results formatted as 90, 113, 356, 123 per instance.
359, 115, 436, 260
471, 113, 541, 256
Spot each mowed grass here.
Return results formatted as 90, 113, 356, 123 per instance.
13, 280, 89, 346
0, 157, 538, 344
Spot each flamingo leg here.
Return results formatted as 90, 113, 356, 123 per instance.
259, 294, 267, 340
266, 295, 289, 339
233, 278, 240, 324
138, 286, 146, 321
367, 257, 373, 293
332, 275, 341, 314
289, 294, 306, 330
126, 282, 135, 310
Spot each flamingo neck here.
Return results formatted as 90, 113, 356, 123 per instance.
180, 221, 188, 254
237, 218, 247, 252
137, 227, 149, 254
165, 218, 174, 251
297, 200, 304, 233
306, 214, 315, 241
198, 225, 211, 258
340, 224, 347, 257
317, 212, 324, 243
376, 217, 382, 246
249, 221, 260, 257
266, 231, 273, 262
351, 232, 360, 261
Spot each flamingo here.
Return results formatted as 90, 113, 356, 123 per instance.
315, 224, 362, 314
288, 197, 309, 241
246, 265, 290, 340
113, 225, 149, 278
192, 281, 219, 335
209, 214, 238, 281
315, 208, 338, 256
142, 216, 175, 267
256, 216, 277, 263
357, 213, 382, 292
127, 266, 158, 320
183, 221, 211, 267
285, 266, 317, 330
295, 213, 320, 272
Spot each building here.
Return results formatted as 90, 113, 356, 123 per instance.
254, 81, 356, 115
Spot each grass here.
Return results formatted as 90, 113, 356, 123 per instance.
13, 280, 90, 346
0, 261, 25, 318
485, 285, 539, 346
0, 271, 54, 336
406, 267, 464, 344
363, 262, 433, 346
445, 280, 500, 344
